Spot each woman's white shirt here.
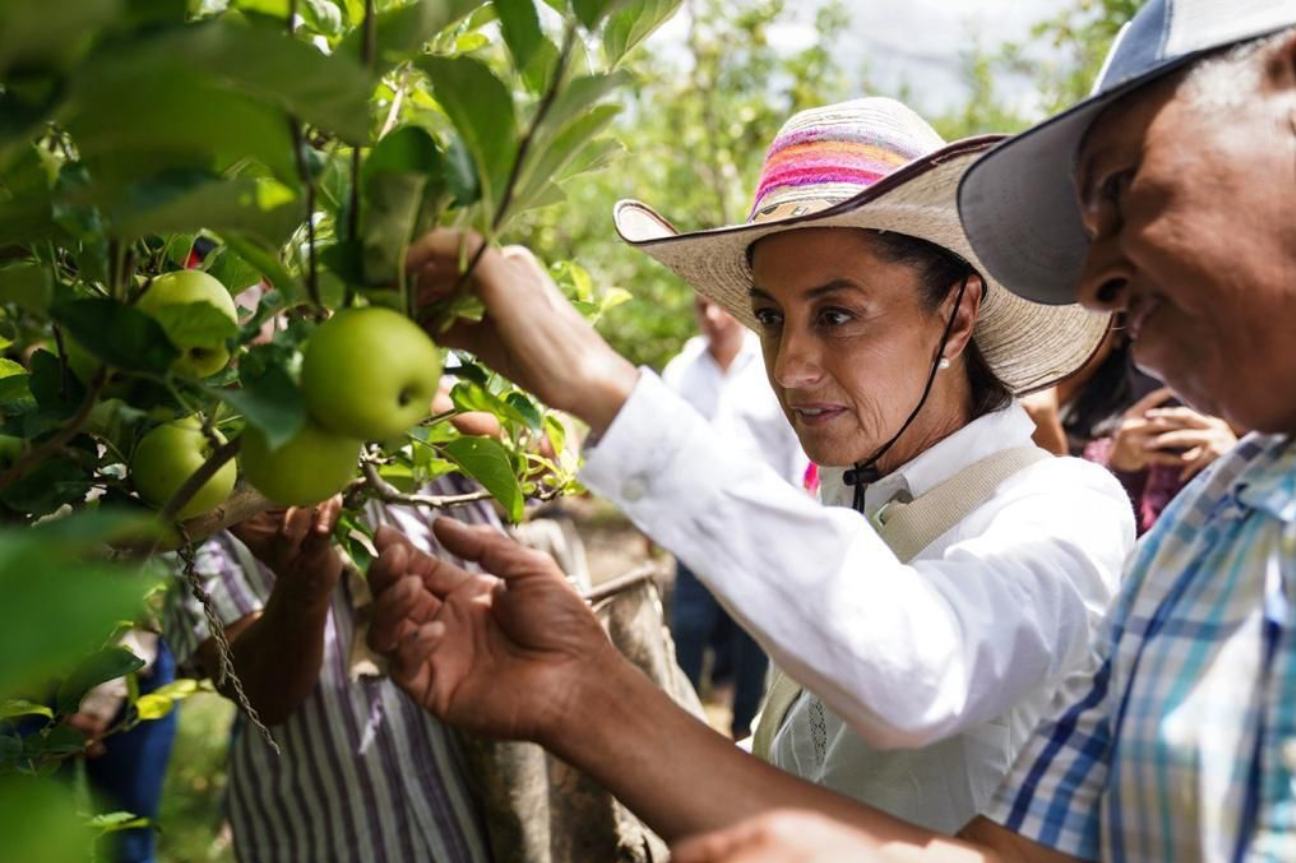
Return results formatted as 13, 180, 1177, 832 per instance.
581, 372, 1134, 770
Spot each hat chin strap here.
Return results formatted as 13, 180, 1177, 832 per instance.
843, 275, 971, 514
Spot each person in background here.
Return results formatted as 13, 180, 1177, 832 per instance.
63, 631, 178, 863
662, 295, 808, 738
1023, 322, 1238, 534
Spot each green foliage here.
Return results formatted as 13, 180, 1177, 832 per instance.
0, 0, 671, 853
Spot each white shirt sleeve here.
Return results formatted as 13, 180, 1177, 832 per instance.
581, 372, 1130, 750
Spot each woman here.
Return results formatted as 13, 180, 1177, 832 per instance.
1023, 323, 1238, 534
371, 98, 1134, 839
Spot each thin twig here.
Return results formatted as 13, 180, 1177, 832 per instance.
287, 0, 323, 313
0, 369, 105, 492
114, 485, 274, 554
585, 562, 663, 606
156, 436, 242, 525
348, 0, 377, 242
379, 67, 410, 139
360, 460, 495, 510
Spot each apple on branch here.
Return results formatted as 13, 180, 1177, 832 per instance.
130, 417, 237, 520
300, 307, 443, 441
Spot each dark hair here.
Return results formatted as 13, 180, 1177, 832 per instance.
869, 231, 1014, 418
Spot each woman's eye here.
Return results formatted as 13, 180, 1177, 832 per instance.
753, 308, 782, 327
817, 308, 852, 327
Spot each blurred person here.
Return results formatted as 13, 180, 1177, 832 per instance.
359, 96, 1136, 839
663, 294, 807, 738
164, 474, 500, 863
1023, 323, 1238, 533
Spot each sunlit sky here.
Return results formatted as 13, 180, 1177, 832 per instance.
648, 0, 1075, 116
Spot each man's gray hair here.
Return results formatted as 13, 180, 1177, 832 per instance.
1180, 26, 1296, 110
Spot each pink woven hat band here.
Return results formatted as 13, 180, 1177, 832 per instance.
747, 98, 947, 224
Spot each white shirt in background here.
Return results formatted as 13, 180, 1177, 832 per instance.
661, 332, 807, 487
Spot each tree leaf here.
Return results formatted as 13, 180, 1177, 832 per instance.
504, 391, 543, 431
493, 0, 543, 72
107, 172, 303, 246
147, 301, 240, 350
81, 19, 374, 144
51, 299, 179, 375
0, 700, 53, 721
0, 778, 94, 863
217, 364, 305, 452
55, 646, 145, 716
28, 350, 84, 419
340, 0, 485, 71
539, 71, 630, 138
514, 104, 621, 218
444, 436, 524, 522
133, 693, 175, 721
0, 0, 117, 78
0, 263, 53, 316
0, 519, 156, 697
602, 0, 682, 65
418, 55, 517, 212
571, 0, 625, 30
0, 459, 92, 518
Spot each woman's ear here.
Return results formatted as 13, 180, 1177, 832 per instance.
937, 273, 983, 364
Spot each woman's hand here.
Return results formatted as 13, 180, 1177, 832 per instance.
407, 230, 639, 434
365, 518, 620, 744
229, 497, 344, 609
1110, 388, 1238, 479
1141, 404, 1238, 480
1108, 388, 1186, 473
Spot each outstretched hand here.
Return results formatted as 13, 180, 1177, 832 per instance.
366, 518, 618, 743
407, 230, 639, 434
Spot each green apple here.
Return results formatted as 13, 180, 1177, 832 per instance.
300, 307, 442, 441
241, 420, 362, 507
131, 417, 237, 520
136, 270, 239, 379
0, 434, 24, 471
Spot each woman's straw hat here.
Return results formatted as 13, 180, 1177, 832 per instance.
613, 97, 1109, 395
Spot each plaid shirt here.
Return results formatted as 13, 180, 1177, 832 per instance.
986, 434, 1296, 861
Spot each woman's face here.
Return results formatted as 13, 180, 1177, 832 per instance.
749, 227, 973, 468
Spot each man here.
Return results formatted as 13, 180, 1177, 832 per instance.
164, 475, 499, 863
670, 0, 1296, 858
663, 295, 807, 738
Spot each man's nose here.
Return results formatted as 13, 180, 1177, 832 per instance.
1075, 234, 1133, 313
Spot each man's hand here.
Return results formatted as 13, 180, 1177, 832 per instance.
408, 230, 639, 434
672, 811, 887, 863
366, 518, 619, 743
230, 497, 344, 609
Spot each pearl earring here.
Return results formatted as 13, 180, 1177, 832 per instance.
938, 357, 951, 371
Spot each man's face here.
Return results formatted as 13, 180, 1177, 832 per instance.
1074, 43, 1296, 434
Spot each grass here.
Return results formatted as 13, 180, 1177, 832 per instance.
155, 693, 235, 863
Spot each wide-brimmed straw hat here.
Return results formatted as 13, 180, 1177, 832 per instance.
613, 97, 1110, 395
